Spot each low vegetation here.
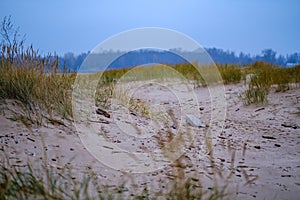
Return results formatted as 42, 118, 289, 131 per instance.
217, 64, 243, 84
243, 61, 300, 104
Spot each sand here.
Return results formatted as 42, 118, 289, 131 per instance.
1, 82, 300, 199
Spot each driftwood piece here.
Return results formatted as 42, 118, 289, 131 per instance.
262, 135, 276, 140
96, 108, 110, 118
281, 123, 298, 129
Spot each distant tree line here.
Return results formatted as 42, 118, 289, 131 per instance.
59, 48, 300, 71
205, 48, 300, 67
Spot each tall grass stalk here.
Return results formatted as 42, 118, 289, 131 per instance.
0, 43, 75, 122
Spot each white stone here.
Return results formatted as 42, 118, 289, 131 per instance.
186, 114, 205, 127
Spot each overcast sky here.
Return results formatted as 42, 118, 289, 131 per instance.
1, 0, 299, 55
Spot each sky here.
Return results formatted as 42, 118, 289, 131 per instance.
1, 0, 299, 56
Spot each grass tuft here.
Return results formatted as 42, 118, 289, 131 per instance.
0, 44, 75, 122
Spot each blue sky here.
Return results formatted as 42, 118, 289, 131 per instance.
1, 0, 299, 55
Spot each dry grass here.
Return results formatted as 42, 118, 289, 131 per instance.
217, 64, 243, 84
243, 62, 300, 104
0, 136, 231, 200
0, 44, 75, 123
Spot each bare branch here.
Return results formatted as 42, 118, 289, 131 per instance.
0, 15, 25, 47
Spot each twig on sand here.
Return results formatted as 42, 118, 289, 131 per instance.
96, 108, 110, 118
262, 135, 276, 140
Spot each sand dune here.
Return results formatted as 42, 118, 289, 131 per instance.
1, 83, 299, 199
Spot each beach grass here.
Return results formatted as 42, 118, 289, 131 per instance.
243, 61, 300, 104
217, 64, 243, 84
0, 150, 229, 200
0, 44, 75, 122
